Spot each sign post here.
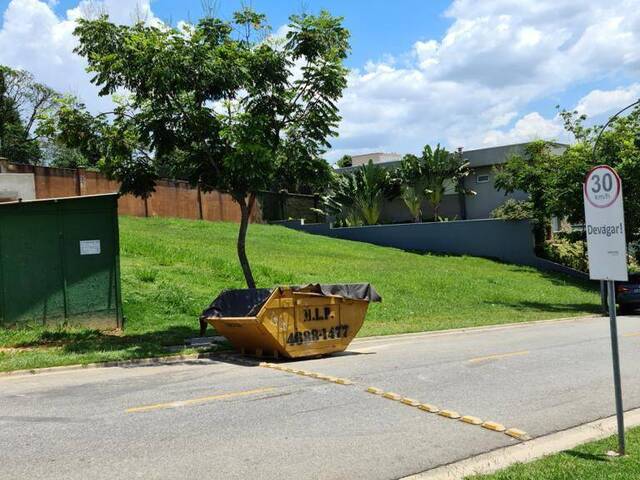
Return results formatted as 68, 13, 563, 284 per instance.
583, 165, 628, 455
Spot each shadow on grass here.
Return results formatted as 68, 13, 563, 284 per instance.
9, 325, 203, 358
482, 300, 601, 314
563, 450, 611, 462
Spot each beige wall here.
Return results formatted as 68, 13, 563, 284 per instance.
0, 173, 36, 202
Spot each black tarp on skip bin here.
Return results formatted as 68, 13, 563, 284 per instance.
200, 283, 382, 320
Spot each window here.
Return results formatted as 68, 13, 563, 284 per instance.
476, 174, 490, 184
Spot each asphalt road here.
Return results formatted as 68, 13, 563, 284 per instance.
2, 315, 640, 480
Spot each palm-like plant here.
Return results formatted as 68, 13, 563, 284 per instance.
394, 145, 475, 221
396, 153, 427, 222
353, 159, 388, 225
315, 160, 391, 225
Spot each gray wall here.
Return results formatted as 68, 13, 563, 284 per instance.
276, 218, 588, 280
463, 165, 528, 220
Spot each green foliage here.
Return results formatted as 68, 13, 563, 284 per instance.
272, 149, 334, 194
541, 237, 588, 272
491, 199, 534, 221
470, 424, 640, 480
496, 106, 640, 253
0, 216, 599, 371
0, 66, 55, 164
336, 154, 352, 168
317, 160, 393, 225
395, 153, 428, 222
494, 140, 557, 242
394, 145, 474, 222
68, 8, 350, 287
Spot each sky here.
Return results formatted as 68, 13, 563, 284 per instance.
1, 0, 639, 161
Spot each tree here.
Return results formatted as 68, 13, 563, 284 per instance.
495, 105, 640, 260
395, 153, 427, 222
494, 141, 557, 242
0, 66, 59, 164
271, 150, 334, 195
71, 9, 350, 288
351, 160, 390, 225
336, 154, 352, 168
314, 160, 393, 226
394, 145, 474, 221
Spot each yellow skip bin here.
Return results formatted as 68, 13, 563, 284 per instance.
200, 284, 381, 359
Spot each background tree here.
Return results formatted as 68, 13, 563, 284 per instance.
0, 66, 59, 164
494, 105, 640, 265
314, 160, 393, 226
335, 154, 352, 168
494, 141, 557, 243
395, 153, 426, 222
396, 144, 474, 221
70, 8, 350, 288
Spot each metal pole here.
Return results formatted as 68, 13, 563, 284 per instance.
607, 279, 626, 455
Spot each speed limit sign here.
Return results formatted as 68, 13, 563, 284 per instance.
583, 165, 628, 281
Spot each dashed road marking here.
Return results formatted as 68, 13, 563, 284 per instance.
126, 387, 275, 413
468, 350, 529, 364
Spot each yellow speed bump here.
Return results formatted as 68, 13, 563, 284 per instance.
482, 421, 506, 432
418, 403, 440, 413
438, 409, 461, 419
334, 378, 353, 385
505, 428, 531, 441
366, 387, 384, 395
400, 398, 421, 407
382, 392, 402, 401
460, 415, 483, 425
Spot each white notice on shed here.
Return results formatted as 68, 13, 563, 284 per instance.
583, 165, 628, 281
80, 240, 101, 256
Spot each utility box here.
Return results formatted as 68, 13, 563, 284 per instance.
0, 194, 123, 329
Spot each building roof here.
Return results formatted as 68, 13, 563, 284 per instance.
335, 142, 568, 173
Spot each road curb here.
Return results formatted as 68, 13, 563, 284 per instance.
0, 314, 608, 379
0, 350, 225, 379
351, 314, 603, 346
401, 407, 640, 480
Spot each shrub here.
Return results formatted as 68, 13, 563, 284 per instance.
541, 238, 588, 272
491, 199, 534, 221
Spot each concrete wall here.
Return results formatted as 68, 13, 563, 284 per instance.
0, 173, 36, 202
463, 165, 529, 220
276, 218, 588, 280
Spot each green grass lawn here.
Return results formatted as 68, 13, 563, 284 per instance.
468, 427, 640, 479
0, 216, 600, 371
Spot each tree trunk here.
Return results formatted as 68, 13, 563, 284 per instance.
433, 203, 440, 220
237, 193, 256, 289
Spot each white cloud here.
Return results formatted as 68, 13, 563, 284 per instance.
0, 0, 160, 113
328, 0, 640, 159
575, 84, 640, 118
482, 112, 566, 146
2, 0, 640, 160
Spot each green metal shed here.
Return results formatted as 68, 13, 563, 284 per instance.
0, 193, 123, 329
